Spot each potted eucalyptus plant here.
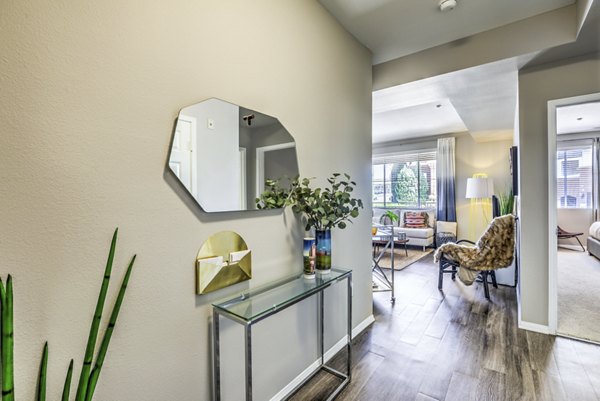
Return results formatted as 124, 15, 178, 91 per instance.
257, 173, 363, 272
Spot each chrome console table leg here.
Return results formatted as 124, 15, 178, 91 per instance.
245, 324, 253, 401
319, 289, 325, 365
346, 275, 352, 379
213, 310, 221, 401
322, 274, 353, 401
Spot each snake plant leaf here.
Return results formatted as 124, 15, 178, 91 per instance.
1, 275, 15, 401
62, 359, 74, 401
0, 280, 2, 398
0, 277, 3, 390
85, 254, 136, 401
75, 228, 118, 401
36, 342, 48, 401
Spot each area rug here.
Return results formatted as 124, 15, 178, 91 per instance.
375, 247, 433, 271
557, 249, 600, 343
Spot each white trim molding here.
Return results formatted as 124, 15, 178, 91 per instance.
517, 287, 551, 334
352, 314, 375, 338
255, 142, 296, 196
269, 314, 375, 401
548, 98, 558, 335
518, 320, 552, 335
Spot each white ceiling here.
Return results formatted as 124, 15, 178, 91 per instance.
557, 102, 600, 134
373, 57, 522, 144
373, 99, 466, 143
319, 0, 575, 64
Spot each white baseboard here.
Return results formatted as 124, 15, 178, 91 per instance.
558, 244, 586, 251
516, 281, 553, 335
269, 314, 374, 401
518, 320, 551, 334
268, 357, 322, 401
352, 314, 375, 338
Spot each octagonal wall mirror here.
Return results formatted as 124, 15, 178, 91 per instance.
168, 98, 299, 212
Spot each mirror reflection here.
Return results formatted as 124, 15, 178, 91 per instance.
168, 98, 299, 212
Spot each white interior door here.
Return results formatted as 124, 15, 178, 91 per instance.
169, 116, 197, 197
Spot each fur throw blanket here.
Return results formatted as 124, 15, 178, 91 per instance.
434, 214, 515, 284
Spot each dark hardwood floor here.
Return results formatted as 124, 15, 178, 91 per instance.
290, 254, 600, 401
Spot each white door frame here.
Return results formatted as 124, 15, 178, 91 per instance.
239, 147, 247, 209
255, 142, 295, 195
547, 92, 600, 334
185, 115, 198, 198
170, 114, 198, 198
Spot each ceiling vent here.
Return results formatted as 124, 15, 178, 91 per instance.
439, 0, 457, 12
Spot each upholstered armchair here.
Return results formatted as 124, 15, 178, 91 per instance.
434, 214, 516, 299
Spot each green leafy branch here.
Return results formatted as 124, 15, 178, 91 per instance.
255, 178, 294, 210
256, 173, 364, 231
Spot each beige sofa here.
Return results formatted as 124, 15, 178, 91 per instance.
373, 208, 436, 250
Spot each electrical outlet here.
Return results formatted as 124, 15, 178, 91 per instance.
207, 118, 215, 130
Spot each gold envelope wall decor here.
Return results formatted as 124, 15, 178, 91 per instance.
196, 231, 252, 294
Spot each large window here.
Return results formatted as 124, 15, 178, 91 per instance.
556, 144, 593, 208
373, 151, 437, 209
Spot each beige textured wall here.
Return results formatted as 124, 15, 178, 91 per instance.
519, 52, 600, 326
455, 135, 513, 241
0, 1, 372, 400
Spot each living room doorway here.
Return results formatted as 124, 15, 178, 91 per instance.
548, 92, 600, 343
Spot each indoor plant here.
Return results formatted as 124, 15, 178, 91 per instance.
257, 173, 363, 272
255, 178, 290, 210
498, 190, 515, 215
383, 210, 399, 225
0, 228, 136, 401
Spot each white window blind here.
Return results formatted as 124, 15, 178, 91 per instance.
556, 142, 593, 209
372, 150, 437, 209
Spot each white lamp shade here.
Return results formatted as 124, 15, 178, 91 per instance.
466, 177, 494, 199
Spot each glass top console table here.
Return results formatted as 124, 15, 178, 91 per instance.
212, 268, 352, 401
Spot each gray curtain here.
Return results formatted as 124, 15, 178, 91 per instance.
436, 137, 456, 222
